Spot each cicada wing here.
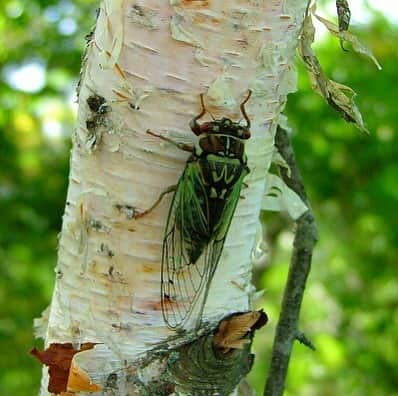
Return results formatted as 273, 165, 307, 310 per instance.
161, 162, 211, 330
198, 172, 247, 317
161, 162, 248, 330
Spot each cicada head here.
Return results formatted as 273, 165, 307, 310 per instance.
190, 90, 252, 139
193, 119, 250, 139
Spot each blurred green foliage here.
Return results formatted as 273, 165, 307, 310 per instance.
0, 1, 95, 394
0, 1, 396, 395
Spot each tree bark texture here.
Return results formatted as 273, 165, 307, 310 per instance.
37, 1, 310, 394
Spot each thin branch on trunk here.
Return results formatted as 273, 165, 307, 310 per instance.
264, 126, 319, 396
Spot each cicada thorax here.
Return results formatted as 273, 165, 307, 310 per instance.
196, 132, 248, 193
198, 133, 245, 159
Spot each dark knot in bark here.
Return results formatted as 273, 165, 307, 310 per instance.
167, 333, 253, 396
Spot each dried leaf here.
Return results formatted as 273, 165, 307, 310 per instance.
336, 0, 351, 31
314, 12, 382, 70
30, 343, 96, 394
336, 0, 351, 49
298, 12, 370, 133
213, 310, 268, 353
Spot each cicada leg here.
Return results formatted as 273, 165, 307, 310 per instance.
146, 129, 194, 153
239, 182, 249, 199
134, 185, 177, 219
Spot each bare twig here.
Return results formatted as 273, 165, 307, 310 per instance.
295, 330, 316, 351
263, 126, 318, 396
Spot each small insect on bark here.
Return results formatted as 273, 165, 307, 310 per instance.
140, 90, 252, 330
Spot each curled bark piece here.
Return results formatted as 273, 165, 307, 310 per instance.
67, 361, 102, 393
31, 343, 98, 394
214, 310, 268, 353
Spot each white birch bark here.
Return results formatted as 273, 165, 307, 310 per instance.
38, 0, 309, 394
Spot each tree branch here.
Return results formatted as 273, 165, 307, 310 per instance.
263, 126, 318, 396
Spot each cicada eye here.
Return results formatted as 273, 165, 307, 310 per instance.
242, 129, 251, 139
200, 122, 212, 134
234, 127, 245, 138
190, 120, 201, 134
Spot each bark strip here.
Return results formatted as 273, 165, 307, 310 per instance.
263, 126, 318, 396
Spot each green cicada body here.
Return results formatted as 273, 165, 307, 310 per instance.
161, 91, 252, 330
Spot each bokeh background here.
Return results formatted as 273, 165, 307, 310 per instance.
0, 1, 397, 395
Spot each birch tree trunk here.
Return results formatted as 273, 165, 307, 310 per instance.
36, 0, 310, 394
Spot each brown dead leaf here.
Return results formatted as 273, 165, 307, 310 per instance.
30, 342, 97, 394
298, 11, 370, 133
336, 0, 351, 49
314, 12, 381, 70
213, 310, 268, 353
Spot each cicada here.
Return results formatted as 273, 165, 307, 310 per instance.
141, 91, 252, 330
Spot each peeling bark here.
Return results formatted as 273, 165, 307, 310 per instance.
37, 1, 310, 394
